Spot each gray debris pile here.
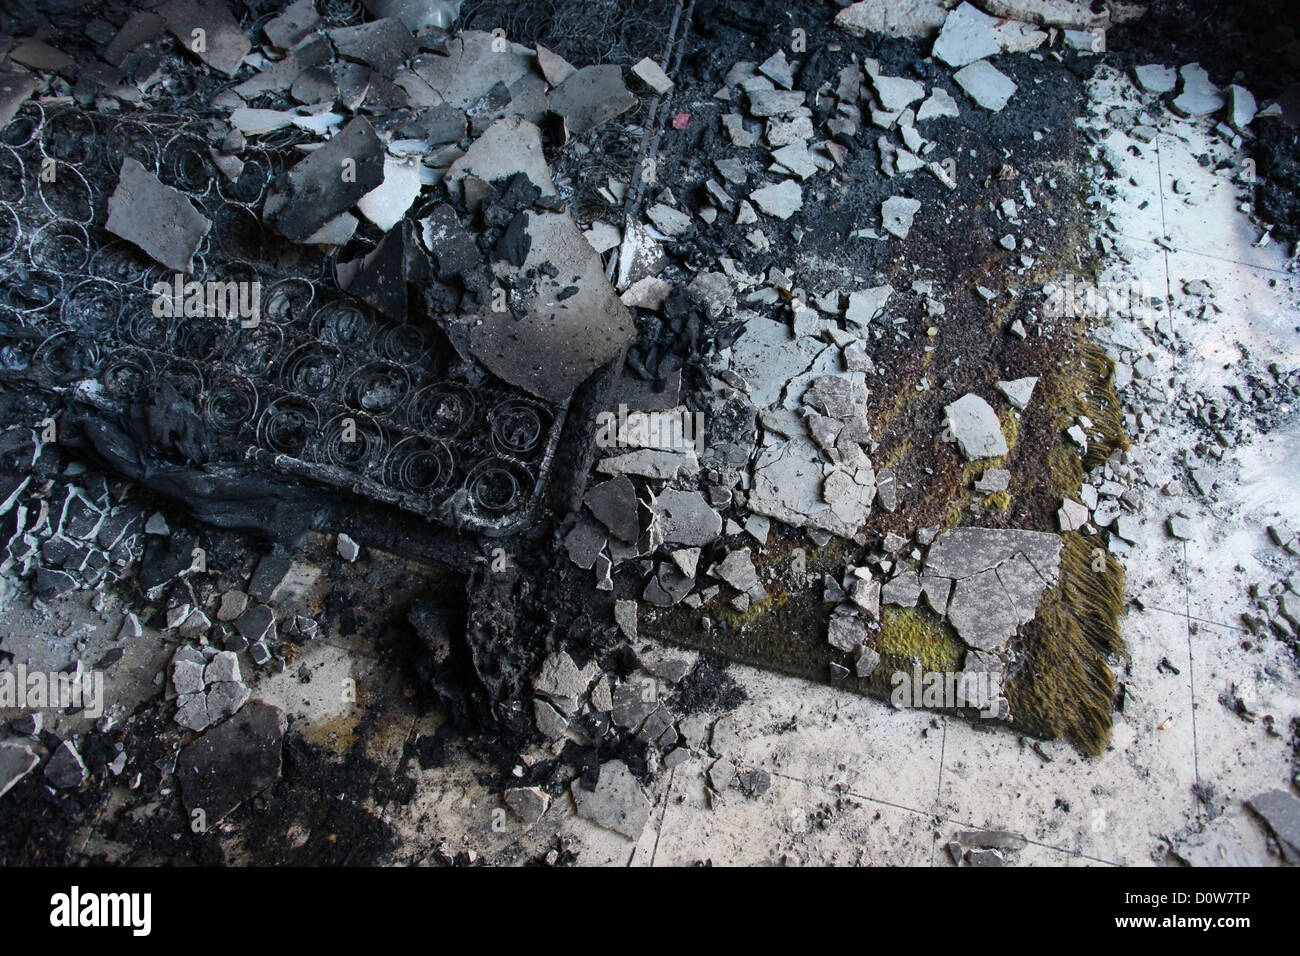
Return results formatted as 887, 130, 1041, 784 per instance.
566, 17, 1115, 716
520, 637, 772, 835
169, 646, 251, 732
1, 427, 146, 610
923, 528, 1061, 652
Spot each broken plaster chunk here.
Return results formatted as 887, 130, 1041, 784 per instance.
505, 786, 550, 825
585, 475, 640, 543
925, 528, 1062, 584
230, 107, 297, 135
767, 116, 814, 149
982, 0, 1105, 28
597, 448, 700, 480
631, 57, 674, 95
564, 515, 608, 570
828, 608, 869, 653
749, 437, 875, 540
881, 195, 921, 239
1134, 63, 1177, 95
571, 760, 650, 840
1246, 789, 1300, 862
947, 568, 1024, 651
1228, 84, 1257, 129
585, 220, 622, 254
533, 651, 590, 713
336, 533, 360, 562
975, 468, 1010, 494
834, 0, 949, 38
158, 0, 251, 77
846, 286, 893, 326
357, 154, 423, 232
7, 38, 74, 73
235, 603, 276, 645
652, 490, 722, 547
466, 210, 635, 405
916, 86, 961, 121
882, 571, 921, 607
172, 657, 206, 697
854, 644, 882, 678
178, 702, 286, 824
688, 271, 736, 319
536, 44, 577, 87
747, 89, 805, 117
749, 180, 804, 220
953, 60, 1018, 112
710, 548, 767, 602
644, 563, 694, 607
533, 699, 568, 739
206, 680, 251, 724
945, 394, 1008, 460
44, 740, 88, 789
595, 552, 614, 591
615, 221, 666, 292
646, 203, 693, 236
1172, 64, 1225, 118
872, 74, 926, 112
621, 276, 672, 311
849, 575, 882, 620
722, 113, 755, 147
265, 0, 319, 49
550, 65, 638, 138
920, 573, 952, 616
1058, 499, 1089, 532
329, 18, 416, 75
265, 117, 385, 242
105, 159, 212, 274
0, 742, 39, 798
931, 2, 1002, 67
770, 143, 819, 180
996, 376, 1038, 411
204, 651, 241, 686
758, 50, 795, 89
445, 116, 556, 199
670, 547, 701, 578
614, 600, 638, 641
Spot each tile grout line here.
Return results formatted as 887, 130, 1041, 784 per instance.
768, 768, 1122, 867
1182, 539, 1202, 824
1157, 134, 1201, 827
1138, 603, 1250, 633
647, 765, 675, 867
1153, 136, 1174, 306
1112, 231, 1294, 276
931, 716, 947, 866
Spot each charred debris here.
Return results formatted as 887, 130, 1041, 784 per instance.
0, 0, 1298, 861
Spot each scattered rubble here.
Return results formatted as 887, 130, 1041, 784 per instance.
570, 759, 649, 840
